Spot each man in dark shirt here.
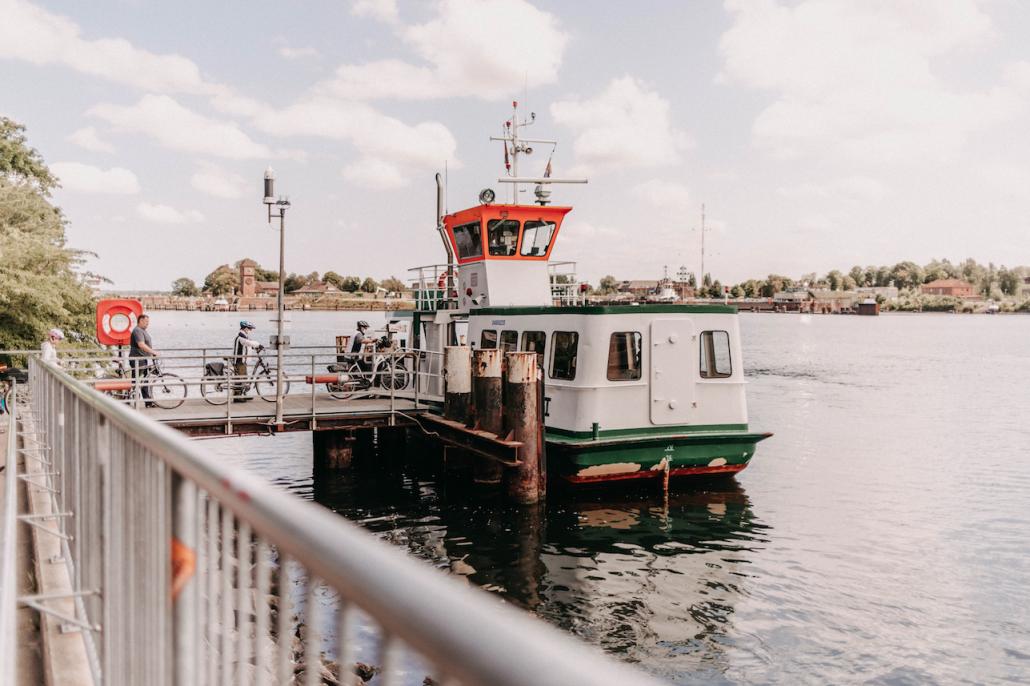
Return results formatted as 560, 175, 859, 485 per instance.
350, 320, 371, 372
129, 314, 158, 407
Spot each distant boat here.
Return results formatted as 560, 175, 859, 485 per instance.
985, 300, 1000, 314
212, 298, 229, 311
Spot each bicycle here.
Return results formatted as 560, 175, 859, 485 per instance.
326, 344, 411, 400
98, 358, 187, 410
200, 350, 290, 405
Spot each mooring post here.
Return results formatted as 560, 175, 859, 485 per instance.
312, 430, 354, 470
471, 348, 504, 484
443, 346, 472, 424
503, 352, 543, 504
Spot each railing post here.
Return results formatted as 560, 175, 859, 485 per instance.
172, 474, 197, 686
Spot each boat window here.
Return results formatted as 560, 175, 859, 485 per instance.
550, 331, 578, 380
487, 219, 520, 256
699, 330, 732, 378
607, 332, 642, 381
521, 331, 546, 355
520, 220, 557, 256
452, 221, 483, 260
480, 329, 497, 349
500, 330, 518, 352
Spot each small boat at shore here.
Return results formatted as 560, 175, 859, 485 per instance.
406, 104, 771, 485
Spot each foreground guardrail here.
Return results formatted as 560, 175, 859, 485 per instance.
25, 357, 666, 685
0, 383, 17, 685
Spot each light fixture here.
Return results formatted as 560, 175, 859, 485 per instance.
478, 188, 496, 204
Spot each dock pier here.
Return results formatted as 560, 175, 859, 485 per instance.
1, 350, 655, 685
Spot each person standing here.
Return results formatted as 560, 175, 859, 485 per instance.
41, 328, 65, 366
232, 321, 262, 399
129, 314, 158, 408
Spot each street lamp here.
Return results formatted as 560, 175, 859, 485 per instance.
263, 166, 291, 426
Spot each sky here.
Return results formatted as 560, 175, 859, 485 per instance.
2, 0, 1030, 290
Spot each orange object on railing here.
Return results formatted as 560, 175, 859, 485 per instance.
304, 374, 345, 384
95, 380, 132, 392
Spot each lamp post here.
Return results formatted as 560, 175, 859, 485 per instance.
263, 167, 291, 426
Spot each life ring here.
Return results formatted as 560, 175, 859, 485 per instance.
96, 299, 143, 346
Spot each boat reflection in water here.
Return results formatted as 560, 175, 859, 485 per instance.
312, 457, 768, 681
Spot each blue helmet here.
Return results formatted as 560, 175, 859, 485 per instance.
239, 320, 256, 330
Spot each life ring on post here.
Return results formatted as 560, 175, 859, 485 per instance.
96, 299, 144, 346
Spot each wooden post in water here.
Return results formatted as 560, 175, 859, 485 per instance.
503, 352, 543, 504
312, 430, 354, 470
471, 348, 504, 485
443, 346, 472, 424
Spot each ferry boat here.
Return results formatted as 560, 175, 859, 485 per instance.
408, 104, 771, 485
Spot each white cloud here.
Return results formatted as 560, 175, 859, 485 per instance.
137, 202, 205, 224
551, 77, 692, 172
719, 0, 1030, 163
190, 163, 249, 199
277, 45, 318, 60
777, 176, 888, 203
50, 162, 140, 194
343, 158, 408, 190
67, 126, 115, 153
632, 179, 692, 212
322, 0, 567, 100
89, 95, 271, 160
252, 97, 457, 170
0, 0, 215, 95
351, 0, 398, 23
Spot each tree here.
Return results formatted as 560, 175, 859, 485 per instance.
825, 270, 843, 291
687, 273, 697, 288
340, 276, 361, 292
703, 273, 712, 288
598, 275, 619, 294
171, 277, 199, 296
283, 273, 306, 293
381, 276, 406, 293
323, 271, 345, 289
707, 280, 724, 298
203, 265, 237, 295
848, 265, 865, 287
0, 118, 95, 354
998, 267, 1021, 296
360, 277, 379, 293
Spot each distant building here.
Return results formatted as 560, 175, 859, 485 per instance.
291, 282, 341, 297
920, 278, 976, 297
619, 280, 659, 297
856, 285, 899, 300
808, 289, 861, 313
238, 259, 259, 298
254, 281, 278, 297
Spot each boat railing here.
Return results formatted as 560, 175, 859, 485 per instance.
548, 261, 588, 306
0, 382, 18, 684
11, 356, 665, 685
408, 264, 459, 311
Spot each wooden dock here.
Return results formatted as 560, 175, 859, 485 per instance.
143, 392, 437, 436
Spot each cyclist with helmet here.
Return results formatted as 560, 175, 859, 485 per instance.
233, 321, 263, 398
41, 327, 65, 365
351, 320, 372, 371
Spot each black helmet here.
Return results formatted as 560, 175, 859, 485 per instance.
357, 320, 370, 330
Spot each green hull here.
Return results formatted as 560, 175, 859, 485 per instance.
545, 425, 772, 483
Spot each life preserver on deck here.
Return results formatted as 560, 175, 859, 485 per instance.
96, 299, 143, 346
437, 269, 455, 289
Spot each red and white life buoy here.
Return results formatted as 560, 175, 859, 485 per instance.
96, 299, 143, 346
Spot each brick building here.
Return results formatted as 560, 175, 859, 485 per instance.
920, 278, 976, 297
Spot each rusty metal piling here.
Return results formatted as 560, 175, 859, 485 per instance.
503, 352, 544, 504
312, 430, 354, 470
471, 349, 504, 484
443, 346, 472, 424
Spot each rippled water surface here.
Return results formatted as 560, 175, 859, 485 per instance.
192, 312, 1030, 684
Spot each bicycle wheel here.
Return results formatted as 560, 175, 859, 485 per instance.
255, 369, 290, 402
200, 374, 230, 405
381, 358, 411, 391
328, 363, 364, 400
151, 373, 187, 410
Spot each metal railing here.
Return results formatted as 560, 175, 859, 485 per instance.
22, 357, 666, 685
0, 382, 17, 685
55, 346, 446, 416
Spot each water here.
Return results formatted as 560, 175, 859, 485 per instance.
194, 312, 1030, 684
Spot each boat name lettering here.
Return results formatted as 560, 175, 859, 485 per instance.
491, 320, 506, 326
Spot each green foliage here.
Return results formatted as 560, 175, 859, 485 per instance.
283, 273, 306, 293
0, 117, 57, 194
597, 275, 619, 294
203, 265, 237, 295
322, 271, 345, 289
360, 277, 378, 293
171, 277, 199, 296
0, 119, 94, 354
380, 276, 406, 293
825, 269, 843, 291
